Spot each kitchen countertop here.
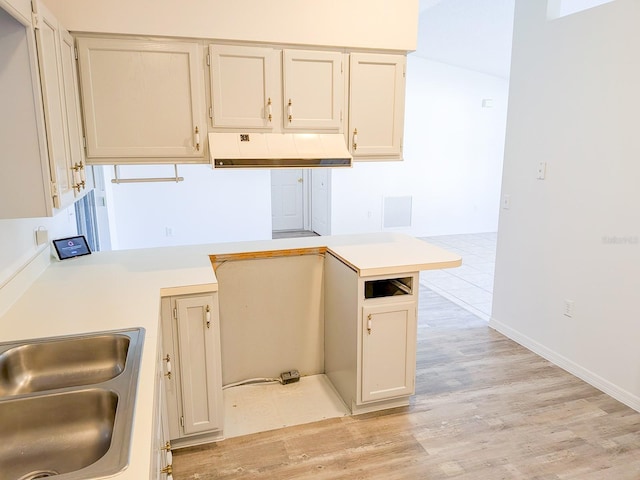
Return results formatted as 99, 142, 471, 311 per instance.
0, 232, 460, 480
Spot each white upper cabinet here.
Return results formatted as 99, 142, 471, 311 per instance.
348, 53, 406, 159
282, 49, 343, 131
0, 0, 87, 218
209, 45, 278, 130
76, 37, 207, 163
59, 30, 88, 197
33, 0, 76, 209
209, 45, 345, 132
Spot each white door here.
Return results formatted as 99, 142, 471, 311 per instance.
271, 169, 304, 231
311, 169, 331, 235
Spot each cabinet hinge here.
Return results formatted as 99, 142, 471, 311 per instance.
50, 181, 58, 197
82, 136, 86, 149
180, 416, 184, 427
206, 53, 210, 67
403, 64, 406, 78
341, 60, 343, 74
31, 11, 39, 29
74, 46, 78, 60
209, 106, 213, 119
173, 307, 177, 320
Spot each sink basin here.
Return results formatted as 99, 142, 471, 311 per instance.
0, 334, 130, 397
0, 389, 117, 480
0, 328, 144, 480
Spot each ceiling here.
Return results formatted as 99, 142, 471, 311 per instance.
415, 0, 515, 79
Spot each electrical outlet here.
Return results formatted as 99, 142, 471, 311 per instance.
280, 370, 300, 384
502, 194, 511, 210
537, 162, 547, 180
563, 299, 575, 317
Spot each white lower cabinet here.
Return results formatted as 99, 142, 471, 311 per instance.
361, 302, 416, 403
325, 252, 418, 413
152, 327, 172, 480
161, 292, 224, 447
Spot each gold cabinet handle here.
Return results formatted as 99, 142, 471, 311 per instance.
163, 354, 171, 379
352, 128, 358, 151
161, 464, 173, 476
195, 126, 200, 152
267, 97, 273, 122
71, 162, 86, 192
287, 99, 293, 123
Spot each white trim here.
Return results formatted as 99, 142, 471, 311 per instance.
489, 316, 640, 413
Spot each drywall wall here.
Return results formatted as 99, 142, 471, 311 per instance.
491, 0, 640, 410
103, 165, 272, 250
42, 0, 418, 52
0, 208, 77, 297
330, 55, 508, 237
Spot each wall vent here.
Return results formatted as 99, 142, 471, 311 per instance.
383, 196, 412, 229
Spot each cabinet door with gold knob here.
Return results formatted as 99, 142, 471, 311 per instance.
282, 49, 344, 131
348, 53, 406, 159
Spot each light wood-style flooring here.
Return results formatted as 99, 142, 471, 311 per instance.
172, 287, 640, 479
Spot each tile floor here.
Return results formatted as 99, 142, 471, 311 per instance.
419, 232, 497, 321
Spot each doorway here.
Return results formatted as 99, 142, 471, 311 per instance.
271, 169, 331, 237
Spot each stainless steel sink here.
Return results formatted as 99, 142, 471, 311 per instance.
0, 328, 144, 480
0, 334, 130, 396
0, 389, 117, 479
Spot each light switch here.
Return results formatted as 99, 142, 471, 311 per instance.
502, 194, 511, 210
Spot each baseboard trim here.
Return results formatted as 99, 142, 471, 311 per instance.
0, 246, 51, 319
489, 316, 640, 413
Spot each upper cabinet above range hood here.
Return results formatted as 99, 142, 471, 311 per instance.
209, 133, 352, 168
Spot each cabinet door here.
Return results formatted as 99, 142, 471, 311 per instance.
209, 45, 277, 129
33, 1, 75, 209
348, 53, 406, 159
175, 294, 223, 435
0, 4, 53, 219
361, 302, 416, 403
59, 30, 86, 197
282, 49, 343, 130
77, 37, 206, 161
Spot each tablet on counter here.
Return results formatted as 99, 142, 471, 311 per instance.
53, 235, 91, 260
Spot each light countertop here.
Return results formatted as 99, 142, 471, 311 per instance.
0, 232, 460, 480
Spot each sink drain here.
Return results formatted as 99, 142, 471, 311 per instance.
18, 471, 59, 480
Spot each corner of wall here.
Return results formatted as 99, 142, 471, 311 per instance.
0, 246, 52, 319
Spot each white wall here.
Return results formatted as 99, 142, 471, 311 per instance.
0, 208, 78, 286
104, 165, 272, 250
42, 0, 418, 52
491, 0, 640, 410
331, 56, 508, 237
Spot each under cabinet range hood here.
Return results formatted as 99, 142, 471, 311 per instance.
208, 132, 352, 168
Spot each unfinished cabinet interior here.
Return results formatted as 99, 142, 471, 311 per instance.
161, 292, 223, 447
348, 52, 406, 159
76, 37, 207, 163
325, 252, 418, 413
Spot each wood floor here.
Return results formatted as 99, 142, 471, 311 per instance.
172, 287, 640, 479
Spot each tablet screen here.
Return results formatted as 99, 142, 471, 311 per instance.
53, 235, 91, 260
